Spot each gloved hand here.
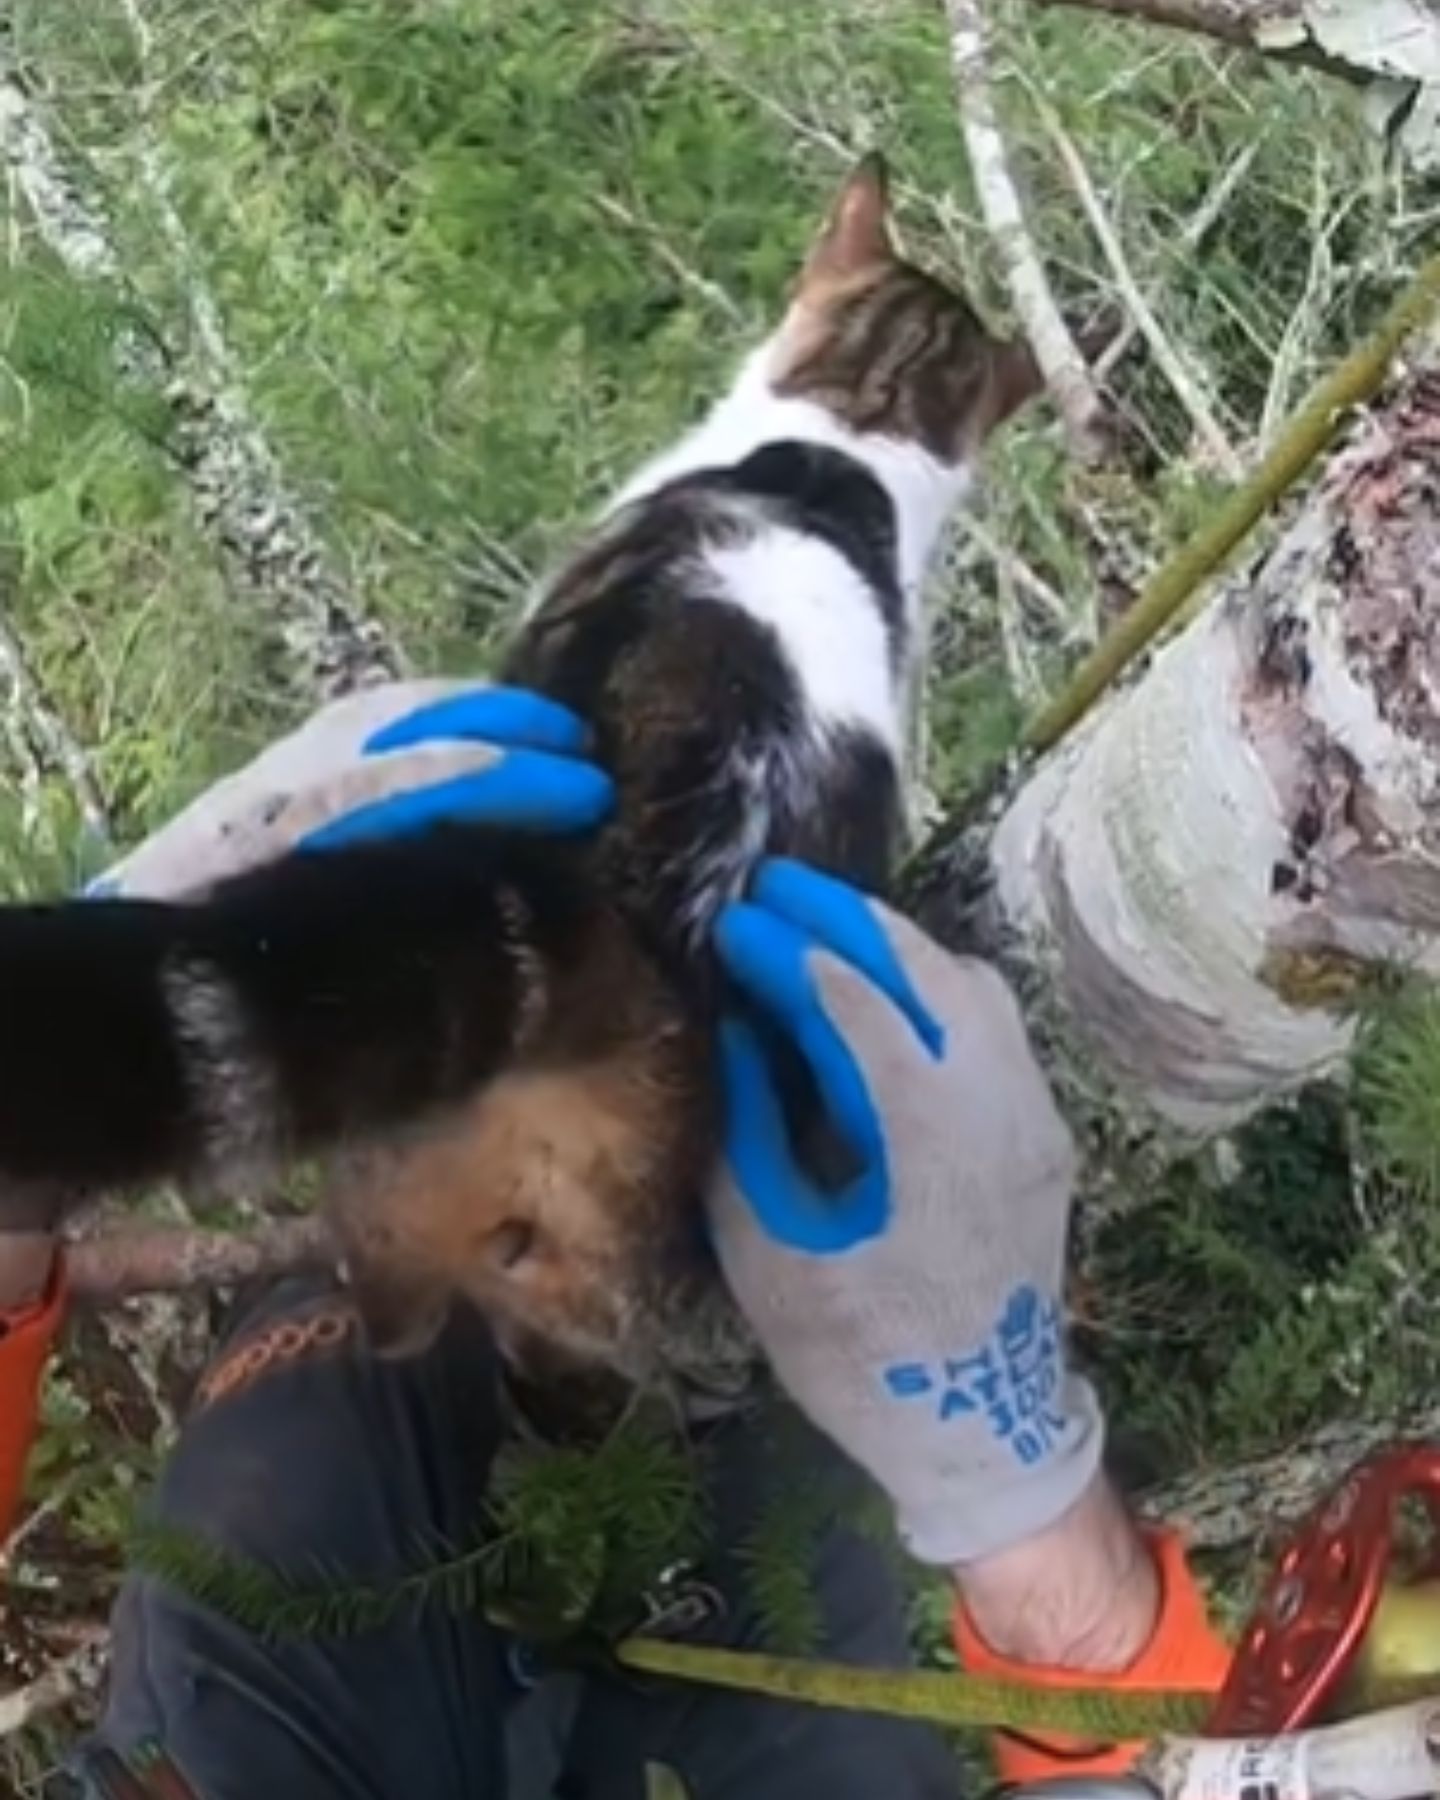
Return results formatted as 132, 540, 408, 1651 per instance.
89, 680, 613, 900
707, 857, 1105, 1567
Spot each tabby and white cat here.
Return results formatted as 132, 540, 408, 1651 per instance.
0, 158, 1041, 1378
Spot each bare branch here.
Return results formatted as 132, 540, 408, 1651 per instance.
67, 1216, 335, 1303
0, 593, 111, 841
1028, 0, 1374, 83
1140, 1404, 1440, 1550
1092, 141, 1260, 383
942, 0, 1107, 461
961, 515, 1073, 627
0, 31, 402, 705
0, 1628, 106, 1737
1027, 90, 1243, 479
593, 192, 748, 327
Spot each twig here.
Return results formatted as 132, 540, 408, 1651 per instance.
592, 193, 747, 327
67, 1216, 335, 1302
1094, 141, 1259, 383
963, 515, 1072, 628
994, 557, 1048, 706
1258, 148, 1355, 446
1027, 89, 1243, 479
0, 1628, 106, 1737
942, 0, 1107, 461
1, 1468, 86, 1570
1027, 0, 1373, 84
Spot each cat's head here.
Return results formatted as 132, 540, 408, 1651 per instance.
769, 154, 1043, 463
323, 914, 744, 1386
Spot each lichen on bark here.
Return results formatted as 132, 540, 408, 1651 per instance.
911, 353, 1440, 1150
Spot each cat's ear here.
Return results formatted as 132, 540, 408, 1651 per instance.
341, 1242, 451, 1359
799, 153, 896, 291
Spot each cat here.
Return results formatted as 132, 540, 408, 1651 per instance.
0, 157, 1042, 1382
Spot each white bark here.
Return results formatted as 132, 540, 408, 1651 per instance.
914, 349, 1440, 1137
942, 0, 1107, 460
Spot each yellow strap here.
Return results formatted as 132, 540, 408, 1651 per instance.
615, 1635, 1212, 1737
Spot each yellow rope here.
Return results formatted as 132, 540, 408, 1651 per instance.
1023, 252, 1440, 757
616, 1635, 1212, 1737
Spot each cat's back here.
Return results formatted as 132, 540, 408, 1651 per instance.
504, 441, 907, 945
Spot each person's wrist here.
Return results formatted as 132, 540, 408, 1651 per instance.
951, 1473, 1159, 1671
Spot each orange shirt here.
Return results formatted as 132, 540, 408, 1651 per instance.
0, 1258, 66, 1543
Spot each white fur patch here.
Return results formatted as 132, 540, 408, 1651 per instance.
613, 341, 971, 602
494, 884, 548, 1051
702, 525, 900, 754
162, 957, 278, 1192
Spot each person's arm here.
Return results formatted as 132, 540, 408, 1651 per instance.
707, 859, 1230, 1781
952, 1477, 1229, 1781
0, 1235, 66, 1543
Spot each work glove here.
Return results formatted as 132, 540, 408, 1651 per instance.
88, 680, 614, 900
707, 857, 1106, 1567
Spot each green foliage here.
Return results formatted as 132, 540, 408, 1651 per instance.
5, 0, 1438, 1752
5, 0, 1422, 833
128, 1416, 702, 1644
1080, 1091, 1363, 1469
738, 1487, 836, 1657
1082, 1080, 1440, 1479
486, 1423, 707, 1637
1352, 984, 1440, 1200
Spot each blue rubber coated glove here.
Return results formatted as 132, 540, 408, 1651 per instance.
89, 679, 613, 901
298, 686, 613, 850
707, 859, 1105, 1567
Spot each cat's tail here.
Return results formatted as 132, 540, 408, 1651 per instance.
0, 829, 605, 1228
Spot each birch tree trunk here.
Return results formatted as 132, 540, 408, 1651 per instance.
910, 344, 1440, 1145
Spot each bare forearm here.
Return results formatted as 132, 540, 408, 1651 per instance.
952, 1473, 1159, 1669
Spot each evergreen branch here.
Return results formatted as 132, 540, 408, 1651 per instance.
1352, 987, 1440, 1202
739, 1487, 840, 1656
128, 1514, 506, 1641
128, 1423, 704, 1645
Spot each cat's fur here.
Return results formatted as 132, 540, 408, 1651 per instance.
0, 158, 1041, 1379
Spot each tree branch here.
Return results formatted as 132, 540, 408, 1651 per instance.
941, 0, 1108, 461
66, 1216, 335, 1303
1028, 0, 1374, 83
0, 596, 111, 842
1027, 90, 1243, 480
0, 1628, 106, 1737
1139, 1405, 1440, 1550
